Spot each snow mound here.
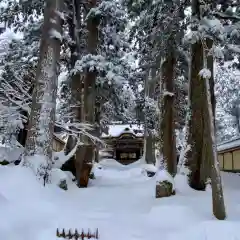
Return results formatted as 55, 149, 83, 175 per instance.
0, 159, 240, 240
93, 163, 149, 185
0, 146, 23, 163
51, 168, 75, 186
96, 159, 157, 181
141, 163, 157, 173
98, 158, 125, 168
168, 221, 239, 240
0, 191, 8, 204
146, 205, 203, 237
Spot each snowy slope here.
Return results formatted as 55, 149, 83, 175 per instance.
0, 160, 240, 240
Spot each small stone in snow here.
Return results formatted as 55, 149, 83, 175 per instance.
156, 180, 174, 198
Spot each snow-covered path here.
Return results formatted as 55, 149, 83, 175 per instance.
1, 160, 240, 240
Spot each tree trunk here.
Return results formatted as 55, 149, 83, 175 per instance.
17, 82, 34, 146
23, 0, 63, 184
204, 8, 226, 216
75, 145, 94, 187
185, 0, 206, 190
62, 0, 85, 179
17, 112, 28, 146
76, 0, 99, 187
201, 37, 215, 182
144, 68, 156, 164
94, 100, 101, 163
160, 38, 177, 176
143, 72, 149, 163
186, 39, 206, 190
204, 75, 226, 220
207, 38, 215, 122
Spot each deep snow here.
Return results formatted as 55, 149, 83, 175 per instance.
0, 159, 240, 240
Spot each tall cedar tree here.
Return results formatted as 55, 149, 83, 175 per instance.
185, 0, 207, 190
23, 0, 63, 184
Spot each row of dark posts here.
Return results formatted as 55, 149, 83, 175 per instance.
56, 228, 99, 239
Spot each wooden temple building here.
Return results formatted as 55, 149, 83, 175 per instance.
217, 137, 240, 172
53, 122, 144, 164
100, 123, 144, 164
53, 123, 240, 170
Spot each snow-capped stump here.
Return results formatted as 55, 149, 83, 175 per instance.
58, 179, 68, 191
156, 180, 174, 198
51, 168, 70, 190
155, 170, 175, 198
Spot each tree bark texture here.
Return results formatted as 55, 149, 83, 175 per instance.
204, 76, 226, 220
185, 0, 207, 190
144, 68, 156, 164
186, 38, 206, 190
62, 0, 85, 179
76, 0, 99, 187
160, 40, 177, 176
201, 37, 216, 183
24, 0, 62, 176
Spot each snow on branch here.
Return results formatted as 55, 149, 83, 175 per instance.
49, 28, 63, 42
53, 120, 105, 166
227, 44, 240, 54
73, 54, 107, 72
0, 71, 32, 137
183, 31, 201, 44
73, 54, 125, 84
55, 10, 65, 20
53, 140, 78, 168
199, 68, 211, 80
184, 17, 224, 44
55, 121, 104, 146
86, 1, 125, 21
213, 11, 240, 21
199, 17, 224, 38
163, 91, 174, 97
0, 102, 24, 129
209, 45, 224, 60
0, 78, 31, 114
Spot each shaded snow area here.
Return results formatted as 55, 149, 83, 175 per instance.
1, 159, 240, 240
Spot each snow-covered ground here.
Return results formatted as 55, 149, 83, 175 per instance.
1, 159, 240, 240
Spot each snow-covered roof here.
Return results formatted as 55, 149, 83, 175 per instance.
101, 124, 144, 138
52, 123, 144, 142
217, 137, 240, 152
53, 132, 68, 144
